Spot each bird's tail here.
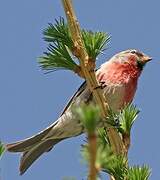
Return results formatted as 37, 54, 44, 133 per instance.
6, 122, 63, 175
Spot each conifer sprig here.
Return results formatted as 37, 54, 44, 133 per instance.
82, 30, 110, 60
127, 165, 151, 180
105, 104, 140, 136
39, 18, 110, 73
43, 17, 73, 49
39, 43, 77, 72
0, 142, 5, 158
118, 104, 140, 136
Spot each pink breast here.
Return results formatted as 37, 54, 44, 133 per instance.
96, 62, 140, 109
123, 78, 138, 105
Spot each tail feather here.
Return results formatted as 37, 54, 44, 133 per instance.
6, 123, 64, 174
6, 121, 58, 152
6, 120, 65, 174
19, 139, 56, 175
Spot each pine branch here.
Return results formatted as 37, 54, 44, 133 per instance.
119, 104, 140, 136
105, 104, 139, 154
102, 155, 128, 180
61, 2, 125, 171
118, 104, 140, 153
39, 43, 78, 72
82, 131, 127, 180
82, 127, 151, 180
43, 17, 73, 49
82, 30, 110, 60
96, 130, 128, 180
40, 17, 110, 75
76, 104, 100, 180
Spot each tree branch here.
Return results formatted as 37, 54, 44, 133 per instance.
61, 0, 126, 179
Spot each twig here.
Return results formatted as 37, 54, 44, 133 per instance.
88, 134, 97, 180
61, 0, 126, 179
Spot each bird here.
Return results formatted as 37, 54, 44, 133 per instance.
6, 49, 152, 175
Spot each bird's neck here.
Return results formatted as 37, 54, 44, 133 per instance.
96, 62, 142, 85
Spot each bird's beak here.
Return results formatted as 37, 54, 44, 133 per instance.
142, 55, 152, 63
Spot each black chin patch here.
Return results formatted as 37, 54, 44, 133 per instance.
137, 60, 145, 70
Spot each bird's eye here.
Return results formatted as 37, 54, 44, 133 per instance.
130, 50, 137, 54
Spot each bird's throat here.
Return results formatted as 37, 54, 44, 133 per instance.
97, 62, 141, 85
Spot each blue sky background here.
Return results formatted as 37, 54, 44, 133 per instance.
0, 0, 159, 179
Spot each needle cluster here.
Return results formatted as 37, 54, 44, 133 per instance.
79, 104, 151, 180
39, 17, 110, 74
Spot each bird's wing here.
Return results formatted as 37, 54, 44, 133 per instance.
6, 81, 93, 175
60, 68, 103, 116
60, 81, 91, 116
60, 69, 106, 117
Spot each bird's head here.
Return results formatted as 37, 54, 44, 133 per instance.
97, 49, 152, 84
110, 49, 152, 70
